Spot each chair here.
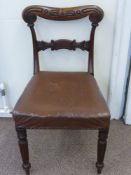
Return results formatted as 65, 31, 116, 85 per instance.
13, 5, 110, 175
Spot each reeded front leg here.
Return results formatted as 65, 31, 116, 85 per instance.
96, 128, 109, 174
16, 127, 31, 175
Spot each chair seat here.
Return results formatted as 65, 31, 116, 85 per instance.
13, 72, 110, 129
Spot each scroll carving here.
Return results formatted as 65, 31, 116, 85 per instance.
16, 127, 27, 144
23, 5, 104, 25
37, 39, 90, 51
22, 5, 104, 75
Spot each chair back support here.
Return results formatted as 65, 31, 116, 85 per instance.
22, 5, 104, 75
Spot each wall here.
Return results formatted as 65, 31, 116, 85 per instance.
108, 0, 131, 119
0, 0, 117, 109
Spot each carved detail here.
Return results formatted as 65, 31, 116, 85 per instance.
37, 39, 90, 51
22, 5, 104, 25
16, 127, 31, 175
98, 129, 108, 144
96, 129, 109, 174
22, 5, 104, 75
16, 127, 27, 144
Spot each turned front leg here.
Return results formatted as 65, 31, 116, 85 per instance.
96, 128, 109, 174
16, 127, 31, 175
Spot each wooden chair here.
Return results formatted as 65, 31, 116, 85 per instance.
13, 5, 110, 175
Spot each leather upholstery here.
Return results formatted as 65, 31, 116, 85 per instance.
13, 71, 110, 129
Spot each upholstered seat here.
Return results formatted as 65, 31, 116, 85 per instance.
13, 72, 109, 129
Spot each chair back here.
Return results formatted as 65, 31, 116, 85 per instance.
22, 5, 104, 75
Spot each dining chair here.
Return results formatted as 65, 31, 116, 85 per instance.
13, 5, 110, 175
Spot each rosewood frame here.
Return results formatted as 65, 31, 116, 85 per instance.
14, 5, 109, 175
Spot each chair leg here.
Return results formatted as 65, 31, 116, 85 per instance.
96, 128, 109, 174
16, 127, 31, 175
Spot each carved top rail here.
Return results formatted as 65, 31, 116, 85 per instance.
22, 5, 104, 25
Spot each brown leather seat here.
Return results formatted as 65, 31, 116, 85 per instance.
13, 72, 109, 129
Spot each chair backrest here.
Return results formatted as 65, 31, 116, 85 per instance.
22, 5, 104, 75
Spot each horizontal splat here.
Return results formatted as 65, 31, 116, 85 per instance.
37, 39, 90, 51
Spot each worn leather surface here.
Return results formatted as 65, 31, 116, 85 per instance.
13, 72, 110, 129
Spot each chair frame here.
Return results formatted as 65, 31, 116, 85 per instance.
13, 5, 110, 175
